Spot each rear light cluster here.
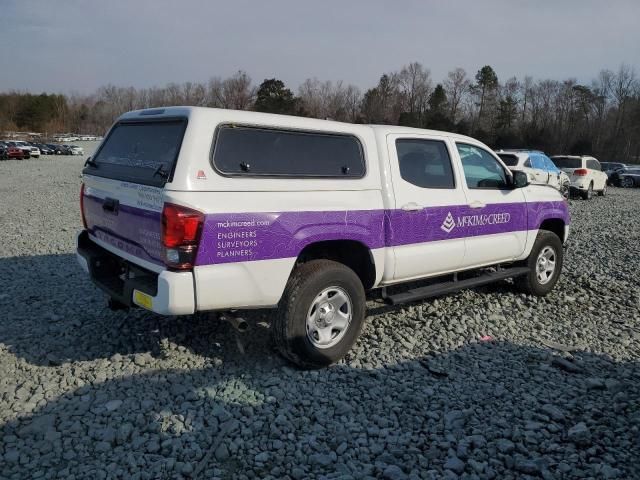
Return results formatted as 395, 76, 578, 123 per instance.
80, 183, 88, 229
574, 168, 588, 176
162, 203, 204, 270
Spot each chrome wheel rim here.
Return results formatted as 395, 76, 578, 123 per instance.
622, 178, 633, 188
306, 286, 352, 349
536, 246, 557, 285
561, 183, 570, 199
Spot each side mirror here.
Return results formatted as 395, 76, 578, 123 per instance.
512, 170, 529, 188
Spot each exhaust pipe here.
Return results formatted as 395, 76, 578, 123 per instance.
220, 312, 249, 333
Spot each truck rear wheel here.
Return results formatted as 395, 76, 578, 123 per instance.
516, 230, 563, 296
272, 260, 366, 368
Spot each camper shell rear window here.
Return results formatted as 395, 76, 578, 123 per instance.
83, 118, 187, 187
212, 124, 365, 178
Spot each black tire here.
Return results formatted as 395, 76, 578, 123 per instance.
621, 177, 634, 188
271, 259, 366, 369
598, 184, 606, 196
516, 230, 563, 296
581, 182, 593, 200
560, 181, 571, 200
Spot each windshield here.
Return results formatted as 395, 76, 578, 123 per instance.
86, 119, 186, 187
497, 154, 519, 167
552, 157, 581, 169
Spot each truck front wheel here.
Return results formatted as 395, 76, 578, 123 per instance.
272, 259, 366, 368
516, 230, 563, 296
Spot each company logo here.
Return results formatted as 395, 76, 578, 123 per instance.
441, 210, 512, 234
440, 211, 456, 233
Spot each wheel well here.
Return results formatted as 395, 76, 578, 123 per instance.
539, 219, 564, 241
296, 240, 376, 289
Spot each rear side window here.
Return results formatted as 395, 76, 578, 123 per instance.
396, 139, 455, 189
586, 159, 601, 170
212, 125, 365, 178
497, 154, 519, 167
87, 119, 187, 187
552, 157, 581, 169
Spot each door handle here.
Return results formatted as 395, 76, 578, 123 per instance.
468, 200, 486, 209
401, 202, 423, 211
102, 197, 119, 214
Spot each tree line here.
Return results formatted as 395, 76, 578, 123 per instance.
1, 62, 639, 161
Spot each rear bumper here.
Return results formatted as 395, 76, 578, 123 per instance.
76, 231, 195, 315
569, 178, 590, 190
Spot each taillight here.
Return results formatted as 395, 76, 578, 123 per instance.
574, 169, 588, 176
162, 203, 204, 270
80, 183, 88, 229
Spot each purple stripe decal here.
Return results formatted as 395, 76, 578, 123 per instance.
195, 210, 386, 266
83, 194, 164, 265
385, 203, 527, 246
195, 201, 569, 266
527, 201, 569, 231
83, 191, 569, 268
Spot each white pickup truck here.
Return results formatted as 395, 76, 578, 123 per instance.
77, 107, 570, 367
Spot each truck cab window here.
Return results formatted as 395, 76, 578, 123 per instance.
396, 139, 455, 189
456, 143, 509, 189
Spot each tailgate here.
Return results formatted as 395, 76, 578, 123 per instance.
80, 117, 188, 269
82, 176, 164, 268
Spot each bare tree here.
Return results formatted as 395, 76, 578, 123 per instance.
222, 71, 255, 110
398, 62, 432, 121
444, 67, 470, 123
520, 75, 534, 125
611, 64, 637, 155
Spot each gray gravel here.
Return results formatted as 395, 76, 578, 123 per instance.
1, 151, 639, 479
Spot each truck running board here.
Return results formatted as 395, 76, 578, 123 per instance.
385, 266, 530, 305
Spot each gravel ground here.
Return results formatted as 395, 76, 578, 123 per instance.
0, 151, 639, 480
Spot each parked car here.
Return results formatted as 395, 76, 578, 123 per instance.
46, 144, 64, 155
613, 167, 640, 188
35, 143, 55, 155
496, 149, 570, 198
0, 142, 8, 160
77, 107, 570, 368
551, 155, 608, 200
69, 145, 84, 155
601, 162, 627, 185
6, 144, 29, 159
52, 144, 72, 155
10, 140, 40, 158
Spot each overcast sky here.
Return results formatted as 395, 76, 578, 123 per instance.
1, 0, 639, 94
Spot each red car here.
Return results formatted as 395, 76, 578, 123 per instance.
7, 146, 29, 159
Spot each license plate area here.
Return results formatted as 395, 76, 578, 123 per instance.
133, 290, 153, 310
78, 231, 159, 307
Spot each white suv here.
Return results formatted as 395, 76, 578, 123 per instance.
496, 150, 570, 198
551, 155, 608, 199
77, 107, 570, 368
